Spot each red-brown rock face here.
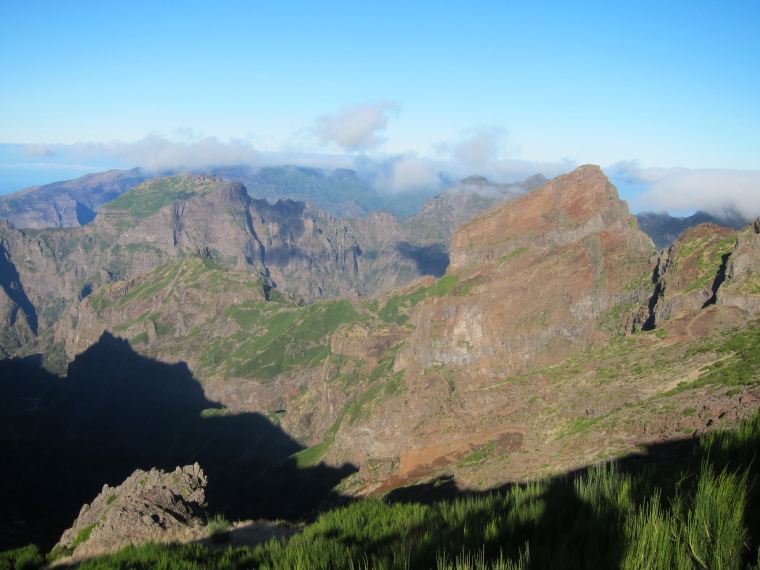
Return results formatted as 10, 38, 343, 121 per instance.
330, 166, 659, 483
397, 165, 656, 377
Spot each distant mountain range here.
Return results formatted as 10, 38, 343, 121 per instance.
0, 166, 750, 250
635, 209, 750, 249
0, 164, 442, 229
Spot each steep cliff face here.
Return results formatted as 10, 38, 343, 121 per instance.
717, 217, 760, 313
400, 165, 656, 376
644, 218, 760, 328
0, 237, 37, 357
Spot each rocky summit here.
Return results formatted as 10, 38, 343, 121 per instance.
55, 464, 207, 560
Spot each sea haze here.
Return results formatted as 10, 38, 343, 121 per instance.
0, 144, 123, 194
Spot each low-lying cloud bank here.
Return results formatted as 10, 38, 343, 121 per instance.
16, 135, 575, 195
610, 161, 760, 220
11, 138, 757, 223
70, 136, 261, 172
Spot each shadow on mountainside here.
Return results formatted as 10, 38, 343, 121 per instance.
396, 242, 449, 278
0, 332, 357, 551
0, 242, 38, 334
380, 433, 760, 570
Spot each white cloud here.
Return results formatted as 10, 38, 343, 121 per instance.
23, 144, 56, 157
314, 101, 400, 152
473, 158, 574, 185
386, 152, 441, 192
71, 135, 260, 172
610, 161, 760, 220
437, 126, 507, 166
434, 126, 574, 185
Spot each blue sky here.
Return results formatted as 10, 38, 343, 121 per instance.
1, 1, 758, 217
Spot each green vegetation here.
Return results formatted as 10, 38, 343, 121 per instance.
71, 523, 98, 548
200, 407, 229, 419
496, 246, 527, 267
288, 438, 335, 468
224, 299, 359, 381
208, 514, 233, 544
100, 175, 225, 219
657, 320, 760, 399
129, 332, 148, 345
0, 544, 45, 569
429, 274, 458, 297
377, 284, 429, 325
672, 234, 736, 294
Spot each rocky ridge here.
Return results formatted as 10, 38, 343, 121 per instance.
55, 464, 207, 560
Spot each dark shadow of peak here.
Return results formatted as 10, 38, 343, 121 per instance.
396, 241, 450, 278
75, 201, 96, 225
0, 331, 358, 551
67, 332, 209, 413
257, 199, 307, 241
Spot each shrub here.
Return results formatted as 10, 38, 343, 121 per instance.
207, 514, 232, 544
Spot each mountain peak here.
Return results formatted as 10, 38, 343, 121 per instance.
450, 165, 652, 269
459, 175, 491, 186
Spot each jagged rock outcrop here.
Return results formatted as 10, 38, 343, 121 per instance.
717, 216, 760, 313
56, 464, 207, 559
645, 224, 735, 326
644, 217, 760, 328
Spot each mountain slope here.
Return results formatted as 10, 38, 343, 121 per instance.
72, 165, 755, 495
322, 166, 760, 491
0, 168, 149, 229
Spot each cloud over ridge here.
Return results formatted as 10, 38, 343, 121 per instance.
314, 101, 400, 152
72, 136, 261, 172
612, 161, 760, 220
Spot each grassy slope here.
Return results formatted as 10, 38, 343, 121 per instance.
99, 174, 226, 219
